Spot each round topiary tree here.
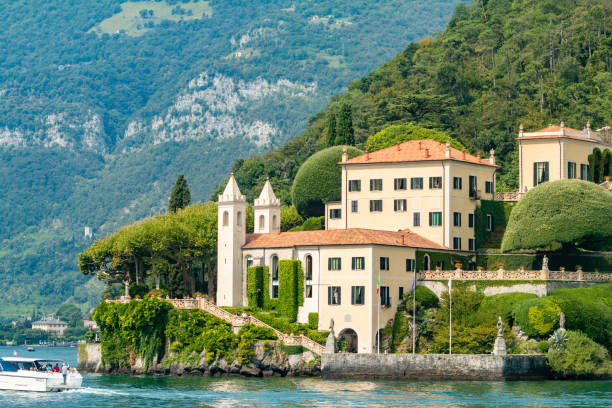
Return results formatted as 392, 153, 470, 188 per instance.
291, 145, 362, 217
365, 123, 466, 152
501, 179, 612, 252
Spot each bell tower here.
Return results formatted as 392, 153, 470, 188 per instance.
253, 177, 281, 234
217, 173, 247, 306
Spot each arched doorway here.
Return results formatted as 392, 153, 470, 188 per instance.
338, 328, 358, 353
423, 254, 431, 271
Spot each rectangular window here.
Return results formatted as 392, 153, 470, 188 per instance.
370, 179, 383, 191
468, 213, 475, 228
413, 212, 420, 227
399, 286, 404, 300
469, 175, 478, 198
394, 199, 407, 212
580, 164, 590, 180
533, 161, 549, 186
328, 286, 341, 305
380, 286, 390, 307
394, 178, 407, 190
329, 208, 341, 219
468, 238, 476, 251
429, 176, 442, 189
429, 212, 442, 226
453, 237, 461, 250
351, 257, 365, 270
348, 180, 361, 192
485, 181, 493, 194
305, 285, 313, 298
568, 162, 577, 179
351, 286, 365, 305
486, 214, 493, 232
453, 212, 461, 227
453, 176, 462, 190
351, 200, 358, 213
369, 200, 383, 212
272, 285, 279, 299
406, 258, 416, 272
380, 257, 390, 270
410, 177, 423, 189
328, 257, 341, 270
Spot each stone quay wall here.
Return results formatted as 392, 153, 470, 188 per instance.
77, 343, 103, 373
321, 354, 550, 380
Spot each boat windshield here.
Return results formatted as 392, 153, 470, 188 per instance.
0, 358, 18, 372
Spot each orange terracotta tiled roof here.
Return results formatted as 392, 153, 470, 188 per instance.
243, 228, 448, 250
341, 139, 497, 167
530, 125, 584, 134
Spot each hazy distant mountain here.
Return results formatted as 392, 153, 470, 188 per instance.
0, 0, 462, 318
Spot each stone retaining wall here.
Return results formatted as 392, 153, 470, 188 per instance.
321, 354, 550, 380
77, 343, 103, 372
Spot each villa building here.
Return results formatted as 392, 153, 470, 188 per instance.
217, 139, 498, 353
31, 316, 68, 335
518, 122, 612, 192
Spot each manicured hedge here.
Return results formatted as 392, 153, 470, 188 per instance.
365, 123, 466, 152
308, 312, 318, 330
415, 250, 471, 271
415, 286, 439, 309
247, 266, 269, 308
476, 252, 612, 272
291, 145, 362, 217
501, 180, 612, 252
278, 260, 304, 322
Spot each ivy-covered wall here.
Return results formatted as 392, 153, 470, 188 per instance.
247, 266, 268, 308
415, 250, 472, 271
476, 252, 612, 272
278, 260, 304, 322
475, 200, 515, 249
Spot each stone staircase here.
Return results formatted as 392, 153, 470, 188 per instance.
167, 298, 325, 355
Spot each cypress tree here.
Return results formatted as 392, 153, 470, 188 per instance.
168, 174, 191, 213
325, 110, 337, 146
336, 103, 354, 145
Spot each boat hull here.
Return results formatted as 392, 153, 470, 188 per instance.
0, 371, 81, 392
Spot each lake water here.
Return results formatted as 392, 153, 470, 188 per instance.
0, 346, 610, 407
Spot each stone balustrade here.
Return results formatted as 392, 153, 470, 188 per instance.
494, 191, 525, 202
418, 267, 611, 282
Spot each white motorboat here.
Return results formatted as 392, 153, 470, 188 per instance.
0, 357, 82, 392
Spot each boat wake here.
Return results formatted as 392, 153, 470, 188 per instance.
62, 387, 128, 396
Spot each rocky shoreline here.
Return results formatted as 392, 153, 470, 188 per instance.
79, 342, 321, 377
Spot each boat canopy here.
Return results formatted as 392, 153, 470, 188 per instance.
0, 358, 18, 372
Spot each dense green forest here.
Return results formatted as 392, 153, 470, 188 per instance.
218, 0, 612, 203
0, 0, 462, 318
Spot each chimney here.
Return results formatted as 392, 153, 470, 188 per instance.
462, 150, 466, 160
396, 143, 401, 151
489, 149, 496, 165
277, 226, 281, 235
560, 121, 565, 132
418, 141, 422, 150
477, 152, 481, 162
365, 151, 370, 161
445, 142, 451, 158
425, 148, 430, 158
519, 123, 524, 137
586, 121, 592, 138
342, 147, 348, 163
400, 234, 405, 245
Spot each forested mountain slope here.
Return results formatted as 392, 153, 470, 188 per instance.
220, 0, 612, 204
0, 0, 463, 318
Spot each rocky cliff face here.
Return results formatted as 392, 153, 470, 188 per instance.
80, 342, 321, 377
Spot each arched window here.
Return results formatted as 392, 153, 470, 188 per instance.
259, 214, 265, 230
423, 254, 431, 271
305, 255, 313, 280
271, 255, 279, 299
222, 211, 229, 226
237, 211, 242, 226
272, 214, 278, 230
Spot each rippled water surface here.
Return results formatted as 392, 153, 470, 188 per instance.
0, 346, 610, 407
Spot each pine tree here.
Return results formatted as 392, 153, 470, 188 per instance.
336, 103, 354, 145
168, 174, 191, 213
325, 110, 337, 146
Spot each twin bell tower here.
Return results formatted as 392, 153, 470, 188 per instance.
217, 174, 280, 306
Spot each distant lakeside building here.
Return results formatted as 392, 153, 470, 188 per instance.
31, 315, 68, 335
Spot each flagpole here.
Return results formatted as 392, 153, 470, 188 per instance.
377, 270, 380, 354
412, 267, 416, 355
449, 270, 452, 355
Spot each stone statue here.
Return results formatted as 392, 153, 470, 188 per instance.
325, 318, 338, 353
329, 318, 335, 334
559, 312, 566, 331
497, 316, 503, 336
542, 255, 549, 271
493, 316, 507, 355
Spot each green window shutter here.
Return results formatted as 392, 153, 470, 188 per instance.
328, 287, 332, 305
533, 162, 537, 185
